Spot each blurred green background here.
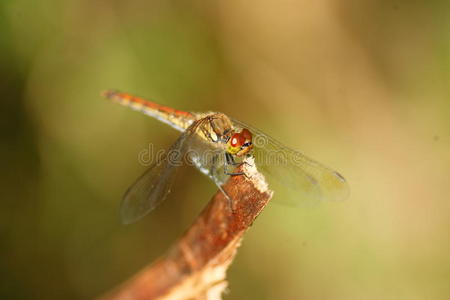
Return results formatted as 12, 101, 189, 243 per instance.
1, 1, 449, 299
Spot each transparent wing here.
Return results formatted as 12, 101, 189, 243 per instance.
232, 119, 350, 206
120, 123, 196, 224
181, 130, 229, 187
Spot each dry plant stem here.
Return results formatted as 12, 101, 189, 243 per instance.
99, 158, 273, 300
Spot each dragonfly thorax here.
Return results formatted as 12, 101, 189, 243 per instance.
193, 113, 233, 143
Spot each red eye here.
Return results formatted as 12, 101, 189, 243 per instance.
241, 128, 252, 140
230, 133, 245, 147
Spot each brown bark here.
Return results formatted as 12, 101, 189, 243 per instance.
98, 157, 273, 300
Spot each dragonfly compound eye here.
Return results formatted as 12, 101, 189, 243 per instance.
241, 128, 252, 141
228, 129, 254, 157
230, 133, 245, 147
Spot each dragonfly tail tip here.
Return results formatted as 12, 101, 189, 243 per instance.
101, 89, 119, 100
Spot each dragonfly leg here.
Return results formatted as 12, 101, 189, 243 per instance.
224, 153, 249, 177
209, 154, 234, 210
226, 170, 246, 176
226, 152, 252, 167
224, 164, 248, 178
225, 152, 243, 167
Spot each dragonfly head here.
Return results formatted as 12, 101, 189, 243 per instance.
227, 128, 253, 156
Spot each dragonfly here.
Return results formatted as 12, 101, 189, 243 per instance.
103, 90, 349, 224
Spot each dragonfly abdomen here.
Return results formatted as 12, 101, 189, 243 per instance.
103, 90, 196, 132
